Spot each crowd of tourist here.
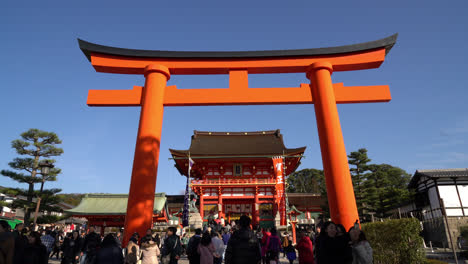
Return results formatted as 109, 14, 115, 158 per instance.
0, 215, 372, 264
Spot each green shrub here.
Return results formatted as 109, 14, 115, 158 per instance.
362, 218, 425, 264
425, 259, 448, 264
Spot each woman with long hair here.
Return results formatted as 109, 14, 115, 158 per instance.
126, 236, 141, 264
348, 227, 373, 264
315, 221, 352, 264
197, 232, 218, 264
24, 231, 48, 264
141, 238, 160, 264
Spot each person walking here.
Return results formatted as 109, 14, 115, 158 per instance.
197, 232, 218, 264
154, 234, 161, 249
283, 235, 297, 264
0, 220, 14, 264
24, 231, 48, 264
40, 229, 56, 256
96, 234, 124, 264
12, 223, 27, 264
224, 215, 261, 264
141, 229, 154, 244
296, 232, 314, 264
211, 232, 224, 264
50, 230, 64, 259
141, 239, 160, 264
115, 231, 123, 248
125, 237, 140, 264
260, 228, 270, 264
82, 226, 102, 264
265, 227, 281, 264
161, 227, 181, 264
186, 229, 202, 264
62, 231, 83, 264
348, 227, 373, 264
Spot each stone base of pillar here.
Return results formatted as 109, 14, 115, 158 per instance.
189, 212, 203, 229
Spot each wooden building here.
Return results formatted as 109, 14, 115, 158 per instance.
170, 130, 305, 227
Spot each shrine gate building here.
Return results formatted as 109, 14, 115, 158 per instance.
170, 130, 305, 227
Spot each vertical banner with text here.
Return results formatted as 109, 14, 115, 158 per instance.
272, 156, 286, 225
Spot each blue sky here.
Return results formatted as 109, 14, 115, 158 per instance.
1, 0, 467, 195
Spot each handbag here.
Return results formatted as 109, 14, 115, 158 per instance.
286, 251, 296, 260
161, 238, 178, 264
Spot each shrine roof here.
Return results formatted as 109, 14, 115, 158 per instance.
78, 34, 397, 61
65, 193, 166, 216
408, 168, 468, 188
169, 130, 306, 158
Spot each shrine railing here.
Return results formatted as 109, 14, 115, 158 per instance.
191, 178, 276, 186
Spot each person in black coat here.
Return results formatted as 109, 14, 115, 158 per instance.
224, 215, 261, 264
96, 234, 124, 264
12, 223, 28, 264
24, 231, 48, 264
186, 228, 202, 264
162, 227, 182, 264
315, 221, 353, 264
82, 226, 102, 264
62, 231, 83, 264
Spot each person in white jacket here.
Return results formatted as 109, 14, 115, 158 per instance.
349, 227, 373, 264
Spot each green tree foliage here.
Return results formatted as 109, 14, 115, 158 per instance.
33, 214, 66, 224
364, 164, 412, 218
286, 148, 412, 221
286, 168, 330, 217
1, 129, 63, 225
56, 194, 84, 206
362, 218, 425, 264
286, 168, 324, 193
348, 149, 371, 216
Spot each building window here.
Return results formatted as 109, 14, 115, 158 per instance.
233, 164, 242, 176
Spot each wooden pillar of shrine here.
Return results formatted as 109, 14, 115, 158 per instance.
200, 193, 205, 223
254, 195, 260, 226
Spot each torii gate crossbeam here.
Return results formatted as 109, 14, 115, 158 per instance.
78, 34, 397, 244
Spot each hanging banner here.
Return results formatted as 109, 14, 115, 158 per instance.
182, 178, 190, 227
182, 157, 195, 227
272, 156, 286, 225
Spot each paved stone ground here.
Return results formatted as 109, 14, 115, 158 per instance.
48, 255, 297, 264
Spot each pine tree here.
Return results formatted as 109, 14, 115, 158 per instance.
348, 148, 371, 217
286, 168, 329, 217
1, 129, 63, 225
364, 164, 411, 218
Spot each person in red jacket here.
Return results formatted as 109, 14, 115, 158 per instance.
296, 232, 315, 264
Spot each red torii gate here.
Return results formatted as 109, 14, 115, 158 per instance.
78, 34, 397, 243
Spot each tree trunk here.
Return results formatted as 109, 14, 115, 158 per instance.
25, 144, 40, 226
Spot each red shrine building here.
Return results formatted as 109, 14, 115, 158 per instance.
170, 130, 305, 227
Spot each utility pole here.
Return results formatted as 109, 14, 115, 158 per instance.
440, 198, 458, 264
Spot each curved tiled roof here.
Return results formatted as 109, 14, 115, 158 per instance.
66, 193, 166, 216
170, 130, 306, 157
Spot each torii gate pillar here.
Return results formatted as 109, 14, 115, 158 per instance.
307, 62, 358, 227
123, 65, 170, 243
